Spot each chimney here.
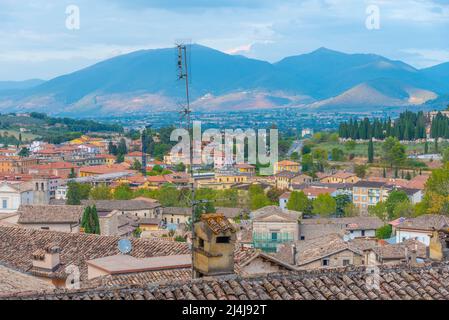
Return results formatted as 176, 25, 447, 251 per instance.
192, 214, 236, 278
32, 245, 61, 272
291, 244, 297, 265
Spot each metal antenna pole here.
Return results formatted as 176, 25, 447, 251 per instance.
177, 43, 196, 279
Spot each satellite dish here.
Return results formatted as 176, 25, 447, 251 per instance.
118, 239, 132, 255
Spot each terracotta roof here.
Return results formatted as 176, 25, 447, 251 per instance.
0, 264, 54, 295
81, 200, 161, 212
7, 263, 449, 300
371, 239, 427, 260
18, 205, 83, 224
302, 187, 337, 197
252, 206, 301, 222
0, 225, 190, 282
163, 207, 191, 216
201, 214, 235, 234
276, 160, 300, 166
301, 217, 384, 231
396, 214, 449, 231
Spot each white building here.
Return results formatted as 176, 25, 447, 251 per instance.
395, 214, 449, 246
0, 182, 34, 214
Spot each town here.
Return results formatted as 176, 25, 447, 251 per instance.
0, 108, 449, 300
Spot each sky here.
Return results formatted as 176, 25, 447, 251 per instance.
0, 0, 448, 81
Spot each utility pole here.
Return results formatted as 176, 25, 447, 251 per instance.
176, 43, 197, 278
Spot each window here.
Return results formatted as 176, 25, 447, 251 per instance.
177, 218, 180, 224
343, 259, 350, 266
271, 232, 278, 241
2, 199, 7, 209
216, 236, 230, 244
322, 259, 330, 266
300, 236, 305, 240
199, 238, 205, 248
361, 230, 366, 237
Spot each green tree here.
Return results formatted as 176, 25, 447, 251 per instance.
354, 165, 367, 179
131, 159, 142, 171
174, 162, 186, 172
385, 190, 409, 219
301, 154, 314, 172
368, 202, 388, 221
114, 184, 133, 200
343, 203, 359, 217
117, 138, 128, 155
331, 148, 344, 161
250, 194, 271, 210
116, 153, 125, 163
66, 182, 91, 205
368, 138, 374, 163
287, 191, 310, 213
18, 147, 30, 157
90, 184, 112, 200
81, 205, 100, 235
301, 144, 312, 155
382, 137, 406, 168
290, 152, 300, 161
424, 140, 429, 154
375, 224, 392, 239
442, 147, 449, 164
335, 194, 352, 217
312, 194, 337, 216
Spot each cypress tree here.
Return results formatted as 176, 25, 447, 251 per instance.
368, 138, 374, 163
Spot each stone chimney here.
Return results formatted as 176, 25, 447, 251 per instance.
32, 245, 61, 272
192, 213, 236, 278
291, 244, 297, 265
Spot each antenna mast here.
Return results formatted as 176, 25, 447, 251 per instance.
176, 43, 197, 278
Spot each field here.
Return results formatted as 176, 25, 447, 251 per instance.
0, 130, 40, 141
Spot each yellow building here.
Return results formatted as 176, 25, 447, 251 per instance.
274, 160, 300, 174
320, 172, 360, 184
352, 181, 391, 214
234, 163, 256, 175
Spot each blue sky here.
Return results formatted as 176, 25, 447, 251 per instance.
1, 0, 448, 81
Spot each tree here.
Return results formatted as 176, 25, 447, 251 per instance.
376, 224, 392, 239
18, 147, 30, 157
392, 201, 415, 219
68, 168, 76, 178
345, 140, 356, 151
287, 191, 310, 213
368, 138, 374, 163
343, 203, 359, 217
385, 190, 409, 219
382, 137, 406, 168
301, 144, 312, 155
335, 194, 352, 217
442, 147, 449, 164
354, 165, 367, 179
267, 188, 283, 203
81, 205, 100, 235
301, 154, 313, 172
114, 184, 133, 200
131, 159, 142, 171
312, 194, 336, 216
331, 148, 344, 162
290, 152, 300, 161
174, 162, 186, 172
108, 142, 118, 155
66, 182, 91, 205
424, 140, 429, 154
250, 194, 271, 210
117, 138, 128, 155
116, 153, 125, 163
90, 184, 112, 200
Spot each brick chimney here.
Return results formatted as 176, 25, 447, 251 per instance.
32, 245, 61, 272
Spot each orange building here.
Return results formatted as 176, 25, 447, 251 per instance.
274, 160, 300, 174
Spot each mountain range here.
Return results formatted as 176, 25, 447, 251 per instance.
0, 44, 448, 116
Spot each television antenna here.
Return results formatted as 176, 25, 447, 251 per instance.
176, 42, 197, 278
